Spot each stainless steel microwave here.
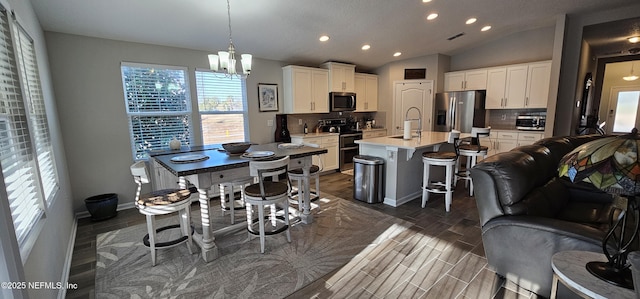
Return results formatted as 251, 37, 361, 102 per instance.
329, 92, 356, 112
516, 115, 546, 131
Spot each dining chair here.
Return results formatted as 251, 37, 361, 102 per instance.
421, 130, 461, 212
130, 161, 193, 266
243, 156, 292, 253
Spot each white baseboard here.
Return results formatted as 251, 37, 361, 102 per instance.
57, 215, 78, 299
75, 201, 135, 219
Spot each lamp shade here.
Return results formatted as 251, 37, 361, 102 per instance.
558, 129, 640, 195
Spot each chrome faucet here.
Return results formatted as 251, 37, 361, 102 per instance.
405, 106, 422, 138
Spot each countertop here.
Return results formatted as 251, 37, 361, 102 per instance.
291, 127, 387, 138
356, 131, 470, 150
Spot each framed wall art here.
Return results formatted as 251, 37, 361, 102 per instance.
258, 83, 278, 112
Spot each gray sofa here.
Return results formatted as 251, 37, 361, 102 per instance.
470, 134, 617, 297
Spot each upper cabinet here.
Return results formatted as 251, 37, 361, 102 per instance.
444, 69, 487, 91
321, 62, 356, 92
485, 60, 551, 109
354, 73, 378, 112
283, 65, 329, 114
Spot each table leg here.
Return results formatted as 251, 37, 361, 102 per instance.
179, 176, 219, 262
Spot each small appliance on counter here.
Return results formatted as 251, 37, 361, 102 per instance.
516, 115, 546, 131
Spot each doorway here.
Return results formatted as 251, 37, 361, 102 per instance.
393, 80, 434, 135
607, 86, 640, 134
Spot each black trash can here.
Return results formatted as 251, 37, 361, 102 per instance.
353, 155, 385, 203
85, 193, 118, 221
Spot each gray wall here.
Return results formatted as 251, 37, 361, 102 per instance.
0, 0, 74, 298
450, 26, 555, 71
45, 32, 287, 212
556, 3, 640, 136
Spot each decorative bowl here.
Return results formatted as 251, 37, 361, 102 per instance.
222, 142, 251, 154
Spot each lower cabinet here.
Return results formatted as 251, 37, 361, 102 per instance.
487, 130, 544, 156
151, 159, 179, 190
291, 135, 339, 172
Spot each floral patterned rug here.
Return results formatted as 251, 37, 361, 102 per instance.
95, 193, 411, 298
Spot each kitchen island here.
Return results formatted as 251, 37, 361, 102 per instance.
356, 131, 467, 207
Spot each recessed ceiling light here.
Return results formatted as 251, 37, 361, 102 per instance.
393, 52, 402, 57
427, 13, 438, 20
362, 44, 371, 50
319, 35, 330, 42
481, 26, 492, 32
466, 18, 477, 25
629, 36, 640, 43
422, 0, 432, 2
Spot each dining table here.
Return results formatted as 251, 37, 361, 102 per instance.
150, 142, 327, 262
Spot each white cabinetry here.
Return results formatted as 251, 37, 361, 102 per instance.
488, 130, 544, 155
321, 62, 355, 92
151, 159, 178, 190
291, 135, 339, 172
283, 66, 329, 113
362, 129, 387, 139
485, 61, 551, 109
444, 69, 487, 91
354, 73, 378, 111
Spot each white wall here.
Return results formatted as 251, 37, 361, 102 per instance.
44, 32, 287, 213
0, 0, 75, 298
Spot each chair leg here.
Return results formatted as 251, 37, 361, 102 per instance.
228, 186, 235, 225
445, 164, 453, 212
297, 177, 303, 212
245, 202, 253, 240
146, 214, 157, 266
258, 205, 266, 253
421, 162, 430, 208
469, 156, 477, 196
284, 200, 291, 243
180, 206, 193, 254
314, 175, 320, 200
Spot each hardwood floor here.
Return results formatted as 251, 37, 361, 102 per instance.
66, 171, 540, 299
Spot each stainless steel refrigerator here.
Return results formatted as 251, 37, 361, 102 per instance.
433, 91, 486, 133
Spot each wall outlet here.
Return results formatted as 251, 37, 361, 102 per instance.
298, 119, 303, 125
501, 114, 506, 120
267, 119, 273, 127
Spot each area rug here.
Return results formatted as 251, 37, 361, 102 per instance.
95, 193, 412, 298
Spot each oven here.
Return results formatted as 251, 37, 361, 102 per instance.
339, 132, 362, 171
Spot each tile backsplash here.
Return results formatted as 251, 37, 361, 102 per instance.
487, 109, 546, 130
286, 111, 385, 134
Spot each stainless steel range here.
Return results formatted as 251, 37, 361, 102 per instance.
320, 118, 362, 171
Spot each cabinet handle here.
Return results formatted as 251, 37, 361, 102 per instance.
504, 98, 507, 107
525, 97, 529, 106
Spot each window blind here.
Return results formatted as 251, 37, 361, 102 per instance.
195, 70, 248, 144
122, 63, 192, 160
0, 7, 45, 247
13, 22, 58, 203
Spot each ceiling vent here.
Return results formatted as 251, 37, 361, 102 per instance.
447, 32, 465, 41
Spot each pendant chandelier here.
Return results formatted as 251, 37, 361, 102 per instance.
622, 62, 638, 81
208, 0, 251, 78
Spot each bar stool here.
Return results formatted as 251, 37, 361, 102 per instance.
288, 143, 322, 212
456, 127, 490, 196
130, 161, 193, 266
421, 131, 461, 212
243, 156, 292, 253
219, 177, 254, 224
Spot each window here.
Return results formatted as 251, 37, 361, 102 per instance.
13, 22, 58, 203
121, 63, 193, 160
0, 6, 47, 255
195, 70, 248, 144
